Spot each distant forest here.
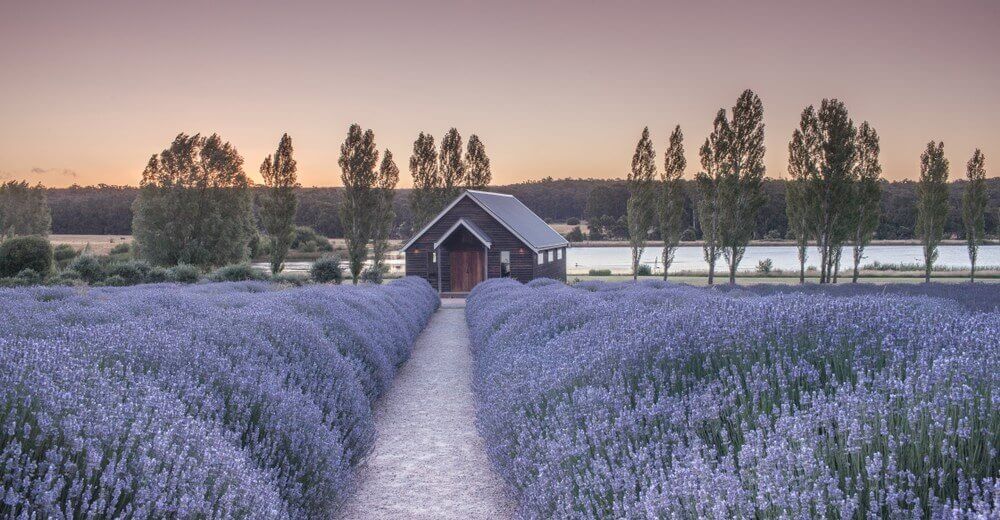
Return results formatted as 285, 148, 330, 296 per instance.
47, 177, 999, 240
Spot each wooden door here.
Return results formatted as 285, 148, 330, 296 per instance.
450, 250, 484, 292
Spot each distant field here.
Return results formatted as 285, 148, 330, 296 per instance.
49, 234, 131, 255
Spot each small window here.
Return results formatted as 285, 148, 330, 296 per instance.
537, 253, 544, 265
500, 251, 511, 277
430, 251, 436, 263
556, 249, 563, 260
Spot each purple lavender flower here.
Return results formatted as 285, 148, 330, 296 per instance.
467, 279, 999, 518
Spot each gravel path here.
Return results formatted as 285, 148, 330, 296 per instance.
340, 298, 516, 520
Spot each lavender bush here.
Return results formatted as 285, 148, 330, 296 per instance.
467, 279, 999, 518
0, 277, 438, 518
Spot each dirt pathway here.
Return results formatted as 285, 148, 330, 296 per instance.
340, 298, 515, 520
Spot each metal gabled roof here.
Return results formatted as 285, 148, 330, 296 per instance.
401, 190, 569, 253
433, 218, 492, 250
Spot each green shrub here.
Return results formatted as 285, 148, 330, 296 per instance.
680, 228, 697, 241
566, 217, 580, 226
361, 266, 384, 284
210, 263, 266, 282
50, 269, 81, 286
588, 268, 612, 276
107, 260, 153, 285
109, 242, 131, 255
68, 255, 106, 284
147, 266, 171, 283
0, 236, 53, 278
167, 264, 200, 284
310, 256, 343, 284
292, 226, 332, 252
271, 272, 308, 286
756, 258, 774, 274
636, 264, 652, 276
53, 244, 79, 264
565, 226, 585, 242
101, 275, 129, 287
14, 268, 42, 285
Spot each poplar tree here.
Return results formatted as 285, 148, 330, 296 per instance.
0, 180, 51, 239
132, 133, 255, 268
409, 132, 440, 232
786, 128, 814, 283
259, 133, 298, 274
338, 124, 379, 284
718, 89, 766, 284
370, 150, 399, 281
439, 128, 465, 204
916, 141, 950, 283
464, 134, 491, 190
627, 127, 656, 280
658, 125, 685, 280
850, 122, 881, 283
962, 149, 987, 282
796, 101, 857, 283
695, 111, 729, 285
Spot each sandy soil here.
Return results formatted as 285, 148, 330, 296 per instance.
339, 299, 516, 520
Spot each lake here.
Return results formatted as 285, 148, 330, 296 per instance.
567, 245, 1000, 274
256, 245, 1000, 276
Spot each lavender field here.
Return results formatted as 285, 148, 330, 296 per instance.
0, 277, 438, 518
467, 279, 999, 518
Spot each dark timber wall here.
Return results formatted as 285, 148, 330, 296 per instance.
533, 248, 567, 281
404, 197, 566, 291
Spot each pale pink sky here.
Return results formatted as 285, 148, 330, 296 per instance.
1, 0, 997, 187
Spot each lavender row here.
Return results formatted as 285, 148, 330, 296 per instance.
0, 277, 438, 519
467, 278, 999, 518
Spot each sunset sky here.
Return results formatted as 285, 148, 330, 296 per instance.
1, 0, 998, 188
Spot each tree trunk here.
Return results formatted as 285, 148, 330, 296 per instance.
819, 242, 828, 284
924, 260, 931, 283
799, 258, 805, 284
707, 258, 715, 285
971, 259, 976, 283
851, 246, 860, 283
662, 249, 669, 281
729, 255, 736, 285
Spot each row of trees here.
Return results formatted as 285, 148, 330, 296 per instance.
129, 127, 492, 282
410, 128, 492, 230
628, 91, 991, 283
629, 90, 767, 284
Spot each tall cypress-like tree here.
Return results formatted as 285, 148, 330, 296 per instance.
695, 111, 729, 285
409, 132, 440, 232
439, 128, 465, 205
719, 89, 766, 284
627, 127, 657, 280
658, 125, 686, 280
132, 133, 255, 268
916, 141, 949, 283
370, 150, 399, 282
851, 122, 881, 283
259, 133, 298, 274
464, 134, 491, 190
338, 124, 379, 284
786, 128, 815, 283
962, 149, 987, 282
796, 100, 857, 283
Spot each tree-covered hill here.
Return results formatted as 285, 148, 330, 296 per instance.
45, 177, 999, 240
